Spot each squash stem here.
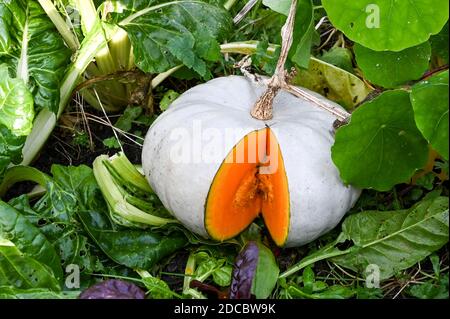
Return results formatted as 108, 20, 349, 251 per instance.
250, 0, 297, 121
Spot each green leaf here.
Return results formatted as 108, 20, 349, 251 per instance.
354, 42, 431, 88
319, 47, 354, 74
194, 252, 223, 282
0, 65, 34, 136
291, 57, 372, 109
50, 165, 99, 205
114, 106, 143, 132
430, 254, 440, 277
430, 22, 449, 64
262, 0, 291, 14
212, 265, 232, 287
356, 286, 383, 299
262, 0, 314, 68
322, 0, 449, 51
408, 273, 449, 299
332, 90, 429, 190
289, 0, 314, 68
0, 0, 71, 113
0, 240, 60, 291
251, 242, 279, 299
282, 196, 449, 281
160, 90, 180, 111
301, 266, 315, 294
286, 284, 355, 299
77, 209, 187, 269
141, 276, 175, 299
410, 70, 449, 160
331, 196, 449, 280
118, 1, 232, 78
4, 165, 107, 275
0, 201, 63, 282
0, 286, 79, 299
103, 136, 121, 149
0, 125, 25, 178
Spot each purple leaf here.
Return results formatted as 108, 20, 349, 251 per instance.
229, 241, 259, 299
79, 279, 146, 299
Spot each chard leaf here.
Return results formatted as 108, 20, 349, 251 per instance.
0, 65, 34, 136
5, 166, 106, 275
0, 125, 26, 178
0, 0, 71, 113
0, 240, 60, 291
117, 0, 232, 78
0, 286, 79, 299
0, 64, 32, 177
0, 201, 63, 282
77, 209, 187, 269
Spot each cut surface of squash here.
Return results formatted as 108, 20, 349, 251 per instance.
205, 128, 290, 246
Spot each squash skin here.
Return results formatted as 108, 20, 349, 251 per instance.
142, 76, 360, 247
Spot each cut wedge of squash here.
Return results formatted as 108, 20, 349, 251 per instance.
205, 128, 290, 246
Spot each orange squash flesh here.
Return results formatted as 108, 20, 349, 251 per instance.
205, 128, 290, 246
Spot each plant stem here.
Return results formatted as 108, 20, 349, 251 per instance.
224, 0, 239, 10
74, 0, 97, 33
220, 41, 351, 121
279, 247, 348, 279
221, 41, 277, 55
21, 23, 108, 165
57, 29, 109, 117
0, 166, 51, 198
108, 152, 153, 194
93, 155, 176, 226
232, 0, 259, 24
38, 0, 79, 50
151, 65, 183, 88
250, 0, 297, 120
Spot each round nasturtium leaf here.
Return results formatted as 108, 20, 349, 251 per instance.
411, 70, 449, 160
354, 42, 431, 88
332, 90, 429, 191
322, 0, 449, 51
